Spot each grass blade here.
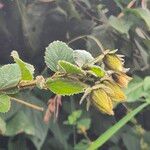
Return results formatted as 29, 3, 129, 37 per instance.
88, 102, 149, 150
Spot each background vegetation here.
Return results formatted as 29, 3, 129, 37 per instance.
0, 0, 150, 150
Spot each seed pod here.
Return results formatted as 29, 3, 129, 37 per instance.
103, 80, 126, 102
91, 89, 114, 115
112, 72, 132, 88
103, 54, 123, 71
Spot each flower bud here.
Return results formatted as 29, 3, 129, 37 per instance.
91, 89, 114, 115
103, 80, 126, 102
103, 54, 123, 71
112, 72, 132, 88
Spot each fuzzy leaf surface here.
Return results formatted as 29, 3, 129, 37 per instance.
45, 41, 74, 72
0, 64, 21, 90
73, 50, 94, 67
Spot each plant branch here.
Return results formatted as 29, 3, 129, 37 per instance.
10, 96, 44, 111
18, 80, 37, 88
81, 129, 92, 144
0, 80, 37, 93
68, 35, 105, 53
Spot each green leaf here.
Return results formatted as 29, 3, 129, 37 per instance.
49, 122, 70, 150
109, 16, 133, 35
126, 8, 150, 30
125, 76, 144, 102
143, 131, 150, 144
73, 50, 94, 67
122, 132, 141, 150
134, 40, 149, 70
0, 117, 6, 134
77, 118, 91, 130
109, 146, 120, 150
88, 65, 105, 77
23, 93, 48, 150
74, 139, 89, 150
11, 51, 34, 80
0, 64, 21, 90
5, 110, 35, 136
146, 97, 150, 103
10, 92, 48, 149
0, 95, 22, 120
88, 102, 149, 150
58, 60, 86, 75
143, 76, 150, 91
45, 41, 74, 72
46, 78, 88, 96
0, 94, 11, 113
64, 110, 82, 125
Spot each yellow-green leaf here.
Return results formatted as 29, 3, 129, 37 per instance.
88, 65, 105, 77
11, 51, 34, 80
46, 78, 87, 96
58, 60, 86, 75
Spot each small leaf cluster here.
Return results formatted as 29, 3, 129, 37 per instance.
0, 41, 132, 118
0, 52, 35, 134
0, 40, 135, 135
44, 41, 132, 115
64, 110, 91, 135
0, 51, 35, 113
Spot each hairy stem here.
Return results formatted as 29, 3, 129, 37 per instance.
18, 80, 37, 88
10, 96, 44, 111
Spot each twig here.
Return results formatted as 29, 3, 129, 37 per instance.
10, 96, 44, 111
80, 127, 92, 144
68, 35, 105, 53
18, 80, 37, 88
0, 80, 37, 93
